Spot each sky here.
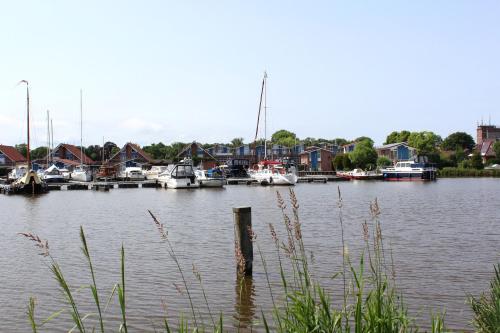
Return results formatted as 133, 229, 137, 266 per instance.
1, 0, 499, 148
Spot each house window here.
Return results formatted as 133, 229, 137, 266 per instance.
0, 154, 5, 164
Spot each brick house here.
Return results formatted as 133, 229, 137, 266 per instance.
299, 147, 334, 172
0, 145, 26, 168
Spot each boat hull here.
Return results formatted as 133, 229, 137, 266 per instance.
382, 170, 437, 181
71, 171, 92, 182
198, 178, 225, 188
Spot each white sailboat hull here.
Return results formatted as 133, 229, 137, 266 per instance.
250, 171, 297, 185
71, 170, 92, 182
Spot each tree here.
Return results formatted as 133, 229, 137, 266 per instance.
377, 156, 392, 167
230, 138, 244, 148
15, 143, 27, 158
385, 130, 410, 144
441, 132, 475, 151
142, 142, 169, 160
271, 129, 297, 147
31, 146, 49, 160
333, 154, 344, 170
84, 145, 102, 161
407, 131, 441, 155
470, 152, 484, 169
302, 137, 317, 147
354, 136, 374, 146
493, 141, 500, 159
349, 140, 377, 169
334, 138, 348, 146
342, 154, 352, 170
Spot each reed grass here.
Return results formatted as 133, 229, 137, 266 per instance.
439, 167, 500, 177
19, 189, 498, 332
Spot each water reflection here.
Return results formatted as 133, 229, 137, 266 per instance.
234, 275, 256, 331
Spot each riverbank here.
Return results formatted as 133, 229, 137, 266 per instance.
438, 167, 500, 177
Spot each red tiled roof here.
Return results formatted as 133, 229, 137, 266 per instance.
60, 144, 95, 164
109, 143, 153, 163
53, 158, 81, 167
0, 145, 27, 162
129, 143, 153, 162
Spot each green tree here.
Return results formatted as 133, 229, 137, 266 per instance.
407, 131, 442, 155
441, 132, 475, 151
302, 137, 317, 147
142, 142, 170, 160
470, 152, 484, 169
230, 137, 244, 148
15, 143, 27, 158
493, 141, 500, 158
385, 130, 410, 144
342, 154, 352, 170
350, 140, 378, 169
271, 129, 297, 147
376, 156, 392, 167
30, 146, 49, 160
334, 138, 348, 146
354, 136, 374, 146
333, 154, 344, 170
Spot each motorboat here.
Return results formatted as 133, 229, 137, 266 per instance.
381, 161, 437, 181
158, 163, 199, 189
195, 168, 226, 188
118, 167, 145, 181
42, 165, 67, 183
144, 166, 168, 180
95, 165, 117, 181
70, 166, 92, 182
338, 168, 383, 180
249, 160, 298, 186
8, 164, 28, 183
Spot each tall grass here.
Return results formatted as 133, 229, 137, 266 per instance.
18, 189, 498, 332
439, 167, 500, 177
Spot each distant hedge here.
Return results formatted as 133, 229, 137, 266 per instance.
438, 167, 500, 177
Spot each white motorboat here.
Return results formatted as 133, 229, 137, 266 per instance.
71, 166, 92, 182
42, 165, 67, 183
249, 160, 298, 186
144, 166, 168, 180
119, 167, 146, 181
195, 168, 226, 188
381, 160, 437, 181
158, 163, 199, 189
8, 164, 28, 182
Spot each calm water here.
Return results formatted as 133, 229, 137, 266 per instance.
1, 179, 499, 332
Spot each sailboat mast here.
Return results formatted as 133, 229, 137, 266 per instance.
51, 119, 54, 163
46, 110, 50, 167
80, 89, 83, 166
102, 136, 105, 165
264, 71, 267, 159
23, 81, 31, 169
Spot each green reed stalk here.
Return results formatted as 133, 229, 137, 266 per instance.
80, 226, 105, 333
27, 297, 37, 333
117, 245, 128, 333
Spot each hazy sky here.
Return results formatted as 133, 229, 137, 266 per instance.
1, 1, 499, 148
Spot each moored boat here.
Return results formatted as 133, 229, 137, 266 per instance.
195, 168, 226, 188
381, 161, 437, 181
338, 168, 383, 180
144, 166, 168, 180
249, 160, 298, 186
158, 163, 199, 189
118, 167, 146, 181
42, 165, 67, 183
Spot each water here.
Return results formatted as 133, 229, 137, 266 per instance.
1, 179, 499, 332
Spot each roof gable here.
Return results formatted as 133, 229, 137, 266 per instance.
0, 145, 27, 162
59, 144, 95, 164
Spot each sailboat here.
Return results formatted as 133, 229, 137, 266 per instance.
71, 89, 92, 182
249, 72, 298, 186
11, 81, 47, 194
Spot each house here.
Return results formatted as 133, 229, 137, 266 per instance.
206, 144, 233, 165
477, 124, 500, 146
108, 143, 153, 171
376, 142, 416, 162
50, 143, 95, 169
341, 142, 357, 154
299, 147, 334, 172
0, 145, 26, 168
478, 139, 497, 164
234, 144, 252, 157
177, 142, 219, 169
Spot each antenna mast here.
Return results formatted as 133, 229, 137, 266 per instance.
80, 89, 83, 166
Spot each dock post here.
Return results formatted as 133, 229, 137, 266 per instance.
233, 207, 253, 276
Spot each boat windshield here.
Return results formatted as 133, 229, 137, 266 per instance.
173, 165, 194, 177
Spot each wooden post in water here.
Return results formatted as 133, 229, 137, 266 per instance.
233, 207, 253, 276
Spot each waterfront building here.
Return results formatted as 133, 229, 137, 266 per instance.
477, 124, 500, 146
478, 139, 497, 164
177, 142, 219, 169
299, 146, 334, 172
234, 144, 251, 157
376, 142, 416, 162
341, 142, 357, 154
50, 143, 95, 170
0, 145, 26, 169
108, 142, 153, 171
